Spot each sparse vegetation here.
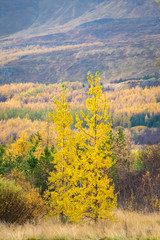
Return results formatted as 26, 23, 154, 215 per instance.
0, 43, 102, 66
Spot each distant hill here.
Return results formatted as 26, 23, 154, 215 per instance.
0, 0, 39, 35
1, 0, 160, 37
0, 0, 160, 84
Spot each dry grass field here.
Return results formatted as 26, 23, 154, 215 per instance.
0, 209, 160, 240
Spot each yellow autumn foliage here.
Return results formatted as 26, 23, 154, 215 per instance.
73, 72, 117, 222
48, 86, 77, 220
49, 73, 117, 223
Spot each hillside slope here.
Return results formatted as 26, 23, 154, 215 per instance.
0, 0, 160, 84
1, 0, 160, 37
0, 0, 39, 36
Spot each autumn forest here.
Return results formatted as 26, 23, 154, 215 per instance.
0, 71, 160, 239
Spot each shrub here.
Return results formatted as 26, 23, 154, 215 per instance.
0, 178, 31, 223
0, 175, 48, 224
117, 144, 160, 212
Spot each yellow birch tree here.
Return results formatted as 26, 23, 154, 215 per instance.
48, 86, 76, 221
74, 72, 117, 222
48, 74, 117, 223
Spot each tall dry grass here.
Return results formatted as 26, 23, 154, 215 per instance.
0, 209, 160, 240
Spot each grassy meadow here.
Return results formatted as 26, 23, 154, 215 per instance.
1, 210, 160, 240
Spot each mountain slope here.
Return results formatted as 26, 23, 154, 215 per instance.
0, 0, 160, 85
1, 0, 160, 38
25, 0, 160, 37
0, 0, 39, 36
